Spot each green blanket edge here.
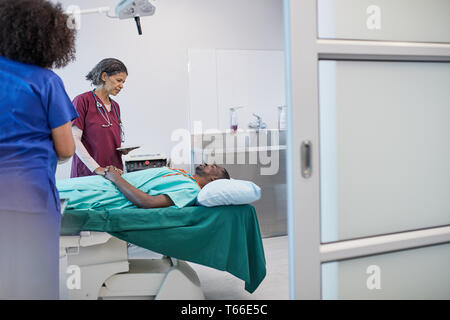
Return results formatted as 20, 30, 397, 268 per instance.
61, 204, 267, 294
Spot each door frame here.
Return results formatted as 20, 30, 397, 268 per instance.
283, 0, 450, 299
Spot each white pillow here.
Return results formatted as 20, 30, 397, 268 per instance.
196, 179, 261, 207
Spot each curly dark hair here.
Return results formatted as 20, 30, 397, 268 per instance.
86, 58, 128, 86
0, 0, 77, 69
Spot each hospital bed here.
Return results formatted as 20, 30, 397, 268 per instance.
59, 204, 266, 300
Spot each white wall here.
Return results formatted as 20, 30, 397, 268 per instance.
53, 0, 284, 180
189, 49, 286, 131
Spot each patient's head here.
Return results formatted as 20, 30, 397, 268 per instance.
194, 163, 230, 188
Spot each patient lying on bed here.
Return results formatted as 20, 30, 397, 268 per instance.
57, 164, 230, 210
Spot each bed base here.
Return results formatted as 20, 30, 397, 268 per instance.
59, 232, 205, 300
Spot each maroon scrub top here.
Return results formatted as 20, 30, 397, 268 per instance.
70, 91, 123, 178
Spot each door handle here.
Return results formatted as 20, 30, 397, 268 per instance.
301, 140, 312, 178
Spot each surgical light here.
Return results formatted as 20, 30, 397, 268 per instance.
115, 0, 156, 35
66, 0, 156, 35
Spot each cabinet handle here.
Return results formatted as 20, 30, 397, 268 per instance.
301, 141, 312, 178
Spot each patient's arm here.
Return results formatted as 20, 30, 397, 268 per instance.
104, 166, 174, 208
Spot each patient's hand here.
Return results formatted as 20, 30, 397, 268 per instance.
95, 166, 123, 176
104, 166, 122, 183
94, 167, 106, 176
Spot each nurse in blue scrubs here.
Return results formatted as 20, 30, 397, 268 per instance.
0, 0, 78, 299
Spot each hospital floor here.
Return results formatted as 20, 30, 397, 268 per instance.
128, 235, 289, 300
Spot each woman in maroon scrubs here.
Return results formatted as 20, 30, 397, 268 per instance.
71, 58, 128, 177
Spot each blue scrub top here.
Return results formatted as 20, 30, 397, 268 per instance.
0, 56, 79, 215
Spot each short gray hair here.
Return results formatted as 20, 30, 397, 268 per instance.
86, 58, 128, 86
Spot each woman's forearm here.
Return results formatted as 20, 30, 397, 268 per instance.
72, 126, 100, 172
52, 121, 75, 160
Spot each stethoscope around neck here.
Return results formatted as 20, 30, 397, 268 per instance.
92, 89, 125, 143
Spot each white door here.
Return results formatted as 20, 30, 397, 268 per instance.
284, 0, 450, 299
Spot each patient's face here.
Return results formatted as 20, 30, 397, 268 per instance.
195, 163, 223, 178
